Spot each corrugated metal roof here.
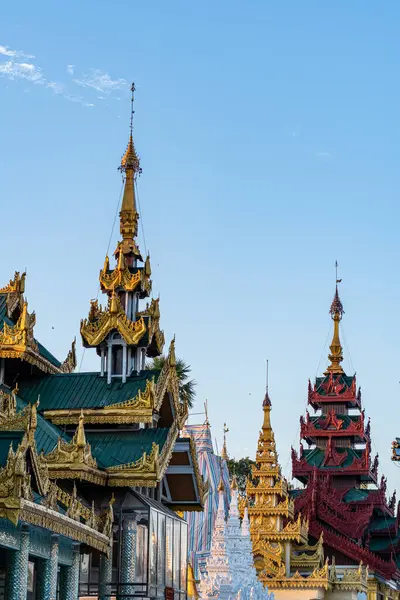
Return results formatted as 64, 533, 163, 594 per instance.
17, 370, 159, 411
87, 428, 169, 468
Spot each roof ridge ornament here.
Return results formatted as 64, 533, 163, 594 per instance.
325, 261, 344, 375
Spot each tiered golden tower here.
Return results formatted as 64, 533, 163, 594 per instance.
246, 390, 312, 583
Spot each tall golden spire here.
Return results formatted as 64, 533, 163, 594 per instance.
118, 82, 141, 255
325, 265, 344, 375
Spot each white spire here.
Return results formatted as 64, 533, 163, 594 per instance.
199, 485, 274, 600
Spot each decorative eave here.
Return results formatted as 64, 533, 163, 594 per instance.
80, 292, 146, 347
0, 271, 26, 296
106, 420, 179, 487
44, 377, 157, 426
138, 298, 165, 357
291, 534, 325, 569
20, 498, 111, 555
247, 477, 288, 498
59, 339, 77, 374
300, 409, 368, 442
308, 374, 359, 408
292, 445, 377, 483
260, 560, 331, 590
247, 496, 295, 519
168, 434, 209, 512
155, 338, 188, 429
0, 301, 60, 374
45, 412, 107, 485
0, 420, 113, 554
0, 386, 30, 430
249, 513, 309, 544
330, 560, 369, 593
99, 253, 152, 295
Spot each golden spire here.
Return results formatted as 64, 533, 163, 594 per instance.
231, 475, 238, 491
118, 82, 141, 251
325, 268, 344, 375
221, 423, 229, 460
218, 477, 225, 492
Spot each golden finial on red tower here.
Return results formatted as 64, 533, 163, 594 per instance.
325, 261, 344, 375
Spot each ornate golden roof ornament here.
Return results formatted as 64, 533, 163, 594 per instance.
325, 281, 345, 375
80, 293, 146, 347
45, 411, 106, 485
0, 271, 26, 295
60, 338, 77, 373
231, 475, 238, 490
218, 477, 225, 492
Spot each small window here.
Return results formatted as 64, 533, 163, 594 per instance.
112, 346, 123, 375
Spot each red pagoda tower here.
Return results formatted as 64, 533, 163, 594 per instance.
291, 285, 400, 590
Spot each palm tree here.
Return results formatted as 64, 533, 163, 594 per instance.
146, 355, 196, 409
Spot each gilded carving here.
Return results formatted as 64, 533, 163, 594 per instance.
59, 338, 77, 373
80, 292, 146, 347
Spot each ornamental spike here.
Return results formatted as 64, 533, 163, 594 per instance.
325, 276, 345, 375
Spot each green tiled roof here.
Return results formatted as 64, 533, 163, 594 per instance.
369, 517, 396, 533
36, 341, 61, 368
343, 488, 371, 502
86, 428, 170, 468
17, 370, 159, 411
314, 373, 355, 395
11, 392, 68, 454
302, 447, 364, 469
0, 431, 24, 466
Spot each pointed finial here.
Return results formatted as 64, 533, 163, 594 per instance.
76, 410, 86, 448
221, 423, 229, 460
263, 359, 271, 407
119, 83, 141, 175
169, 336, 176, 367
325, 262, 344, 375
231, 475, 238, 491
218, 477, 225, 492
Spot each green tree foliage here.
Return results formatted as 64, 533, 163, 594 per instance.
227, 457, 255, 495
146, 355, 196, 409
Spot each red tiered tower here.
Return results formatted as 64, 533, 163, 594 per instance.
291, 286, 400, 581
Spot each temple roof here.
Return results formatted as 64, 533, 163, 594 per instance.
301, 447, 366, 469
0, 293, 61, 369
17, 370, 159, 411
87, 428, 169, 468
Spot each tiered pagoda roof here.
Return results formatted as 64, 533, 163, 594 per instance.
244, 387, 368, 595
291, 285, 400, 589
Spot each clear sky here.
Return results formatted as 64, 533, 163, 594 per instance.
1, 1, 400, 490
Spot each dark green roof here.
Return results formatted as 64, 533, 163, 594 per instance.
17, 370, 159, 411
369, 517, 396, 533
343, 487, 371, 502
36, 341, 61, 368
0, 431, 24, 465
302, 447, 364, 469
315, 373, 355, 395
87, 428, 169, 468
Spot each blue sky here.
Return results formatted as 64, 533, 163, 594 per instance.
1, 1, 400, 490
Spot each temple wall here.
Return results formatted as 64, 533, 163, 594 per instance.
271, 589, 326, 600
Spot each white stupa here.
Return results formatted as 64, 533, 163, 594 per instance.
199, 477, 274, 600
